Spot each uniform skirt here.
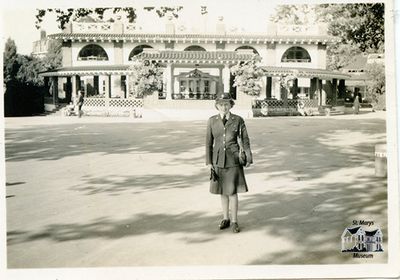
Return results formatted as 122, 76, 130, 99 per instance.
210, 166, 248, 195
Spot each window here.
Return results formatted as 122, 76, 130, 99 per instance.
129, 45, 153, 60
281, 46, 311, 63
235, 46, 259, 55
180, 80, 187, 93
78, 44, 109, 61
204, 80, 209, 93
174, 70, 218, 100
184, 45, 206, 51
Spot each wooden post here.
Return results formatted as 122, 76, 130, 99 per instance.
266, 76, 272, 99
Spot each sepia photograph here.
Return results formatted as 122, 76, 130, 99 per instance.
1, 0, 399, 279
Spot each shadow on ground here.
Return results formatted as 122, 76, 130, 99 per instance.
6, 117, 387, 265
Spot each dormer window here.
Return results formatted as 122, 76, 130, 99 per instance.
78, 44, 109, 61
281, 46, 311, 63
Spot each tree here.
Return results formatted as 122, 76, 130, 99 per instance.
35, 6, 184, 30
270, 4, 319, 25
365, 63, 385, 110
230, 56, 264, 96
128, 60, 164, 97
270, 3, 385, 69
3, 38, 62, 116
272, 3, 385, 53
3, 38, 20, 85
326, 43, 362, 71
317, 3, 384, 53
41, 40, 62, 70
16, 55, 45, 86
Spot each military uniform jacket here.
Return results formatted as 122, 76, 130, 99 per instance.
206, 113, 253, 168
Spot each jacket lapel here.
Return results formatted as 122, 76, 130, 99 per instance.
225, 114, 236, 127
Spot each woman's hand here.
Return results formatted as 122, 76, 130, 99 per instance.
207, 164, 214, 170
245, 162, 251, 168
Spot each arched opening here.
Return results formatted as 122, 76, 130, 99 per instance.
281, 46, 311, 63
184, 45, 206, 51
78, 44, 109, 61
235, 46, 259, 55
129, 45, 153, 60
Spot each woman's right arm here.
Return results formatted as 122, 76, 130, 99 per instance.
205, 118, 214, 167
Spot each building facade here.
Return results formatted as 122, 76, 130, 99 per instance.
32, 30, 51, 58
41, 16, 350, 116
341, 226, 383, 252
341, 53, 384, 102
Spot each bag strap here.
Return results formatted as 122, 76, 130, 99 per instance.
238, 122, 244, 150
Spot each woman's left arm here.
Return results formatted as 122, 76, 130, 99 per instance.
241, 119, 253, 165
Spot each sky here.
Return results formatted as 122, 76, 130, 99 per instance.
0, 0, 278, 55
1, 0, 397, 56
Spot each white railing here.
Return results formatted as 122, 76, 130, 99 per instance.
124, 24, 145, 34
277, 24, 322, 36
72, 22, 113, 33
81, 98, 143, 118
83, 97, 143, 108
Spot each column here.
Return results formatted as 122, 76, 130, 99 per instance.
229, 74, 236, 99
317, 43, 327, 69
49, 77, 55, 105
107, 75, 111, 107
218, 67, 223, 94
174, 74, 179, 98
165, 63, 172, 100
266, 43, 276, 66
273, 77, 281, 100
310, 78, 317, 100
114, 42, 123, 65
283, 86, 288, 107
110, 75, 120, 98
332, 79, 338, 106
61, 41, 72, 67
223, 64, 230, 94
316, 78, 323, 106
266, 76, 272, 99
71, 75, 77, 104
338, 79, 346, 99
123, 75, 128, 98
293, 78, 298, 99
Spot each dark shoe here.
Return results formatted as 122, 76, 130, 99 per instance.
231, 222, 240, 233
219, 219, 230, 230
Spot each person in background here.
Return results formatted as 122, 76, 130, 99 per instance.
205, 93, 253, 233
77, 90, 84, 118
353, 94, 360, 115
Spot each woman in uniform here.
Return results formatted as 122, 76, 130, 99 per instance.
205, 94, 253, 233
